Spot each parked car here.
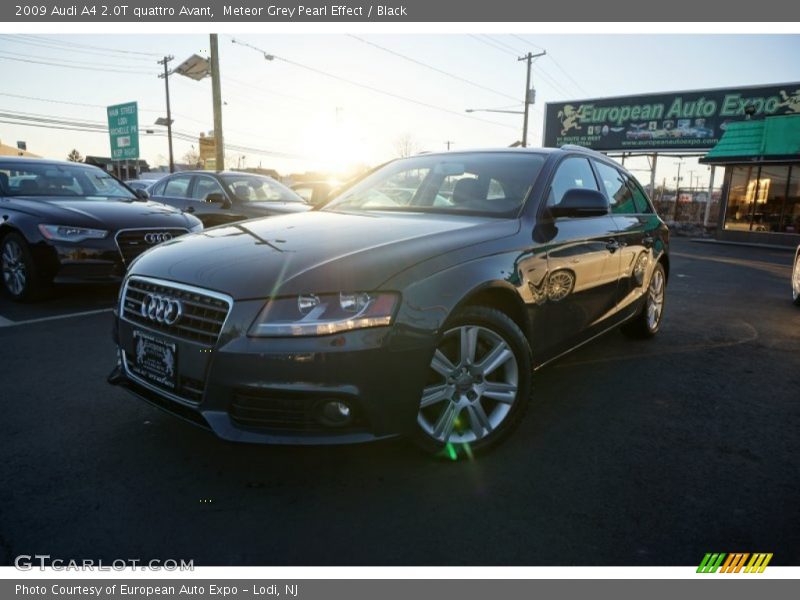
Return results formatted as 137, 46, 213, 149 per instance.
108, 146, 669, 455
149, 171, 310, 227
290, 180, 340, 206
793, 244, 800, 306
125, 179, 155, 192
0, 157, 202, 301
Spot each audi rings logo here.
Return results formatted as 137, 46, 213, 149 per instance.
141, 294, 183, 325
144, 232, 173, 244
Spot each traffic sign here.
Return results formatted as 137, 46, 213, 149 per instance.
107, 102, 139, 160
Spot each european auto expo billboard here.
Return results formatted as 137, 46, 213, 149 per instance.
543, 83, 800, 152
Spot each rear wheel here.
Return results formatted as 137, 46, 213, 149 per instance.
792, 254, 800, 306
1, 233, 49, 302
621, 261, 666, 339
413, 306, 532, 457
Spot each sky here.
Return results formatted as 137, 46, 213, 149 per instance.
1, 33, 799, 187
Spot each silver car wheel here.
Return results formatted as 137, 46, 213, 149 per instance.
1, 239, 27, 296
417, 325, 519, 445
646, 267, 665, 331
792, 257, 800, 302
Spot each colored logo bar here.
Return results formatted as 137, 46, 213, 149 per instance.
697, 553, 773, 573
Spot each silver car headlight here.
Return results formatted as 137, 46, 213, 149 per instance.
248, 292, 399, 337
38, 224, 108, 243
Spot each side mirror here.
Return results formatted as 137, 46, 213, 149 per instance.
206, 192, 232, 209
134, 188, 149, 200
550, 188, 609, 218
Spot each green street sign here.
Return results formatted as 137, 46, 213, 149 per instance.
107, 101, 139, 161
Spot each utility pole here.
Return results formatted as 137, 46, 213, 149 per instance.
444, 140, 454, 151
210, 34, 224, 172
518, 51, 546, 147
673, 161, 683, 221
158, 55, 175, 173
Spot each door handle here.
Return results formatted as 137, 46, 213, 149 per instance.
642, 236, 654, 248
605, 240, 620, 253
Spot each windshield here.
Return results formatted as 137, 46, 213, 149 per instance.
0, 161, 133, 199
221, 174, 306, 203
323, 152, 546, 217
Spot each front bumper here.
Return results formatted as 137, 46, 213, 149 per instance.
109, 298, 436, 445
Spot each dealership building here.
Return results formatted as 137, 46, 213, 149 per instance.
701, 114, 800, 247
544, 82, 800, 247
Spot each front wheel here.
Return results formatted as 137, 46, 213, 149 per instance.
792, 254, 800, 306
1, 233, 49, 302
621, 261, 666, 339
413, 306, 533, 457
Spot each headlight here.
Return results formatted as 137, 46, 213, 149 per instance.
38, 224, 108, 243
249, 292, 399, 337
189, 222, 204, 233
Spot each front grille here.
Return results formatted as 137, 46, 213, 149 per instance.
121, 277, 231, 346
115, 228, 188, 264
231, 391, 366, 434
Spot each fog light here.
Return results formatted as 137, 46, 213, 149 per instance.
318, 400, 353, 427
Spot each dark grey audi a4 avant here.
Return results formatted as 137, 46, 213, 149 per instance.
109, 146, 669, 454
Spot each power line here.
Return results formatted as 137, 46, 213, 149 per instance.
509, 34, 546, 52
229, 36, 518, 132
0, 34, 157, 63
509, 34, 590, 97
0, 54, 155, 76
484, 35, 527, 56
468, 34, 518, 57
346, 34, 520, 103
9, 34, 163, 57
0, 91, 209, 127
0, 109, 301, 160
0, 48, 154, 72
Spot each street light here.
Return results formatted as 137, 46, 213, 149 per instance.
465, 108, 525, 115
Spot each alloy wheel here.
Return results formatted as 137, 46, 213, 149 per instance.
1, 239, 27, 297
793, 258, 800, 302
646, 267, 665, 330
417, 325, 519, 445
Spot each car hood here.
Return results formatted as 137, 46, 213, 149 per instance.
129, 210, 519, 300
6, 196, 195, 230
247, 201, 311, 214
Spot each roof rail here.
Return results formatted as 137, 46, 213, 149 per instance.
559, 144, 607, 157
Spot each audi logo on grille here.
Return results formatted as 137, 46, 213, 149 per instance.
144, 232, 173, 244
141, 293, 183, 325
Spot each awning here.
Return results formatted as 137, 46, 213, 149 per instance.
701, 114, 800, 165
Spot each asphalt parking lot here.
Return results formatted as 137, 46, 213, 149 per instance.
1, 238, 798, 566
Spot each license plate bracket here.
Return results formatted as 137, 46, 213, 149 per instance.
131, 330, 178, 390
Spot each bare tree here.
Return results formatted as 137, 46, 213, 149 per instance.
182, 147, 201, 169
67, 149, 83, 162
394, 133, 420, 158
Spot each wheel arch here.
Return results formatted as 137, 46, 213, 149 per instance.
450, 281, 529, 337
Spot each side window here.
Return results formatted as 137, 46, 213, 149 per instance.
192, 176, 225, 200
150, 179, 166, 196
547, 157, 598, 207
163, 176, 192, 198
624, 175, 653, 214
594, 162, 636, 214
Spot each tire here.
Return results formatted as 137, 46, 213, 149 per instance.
792, 254, 800, 306
412, 306, 533, 457
621, 260, 666, 339
0, 232, 50, 302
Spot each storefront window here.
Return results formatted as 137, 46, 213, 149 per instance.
785, 166, 800, 234
752, 165, 789, 233
724, 166, 758, 231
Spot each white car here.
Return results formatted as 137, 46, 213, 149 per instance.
793, 245, 800, 306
